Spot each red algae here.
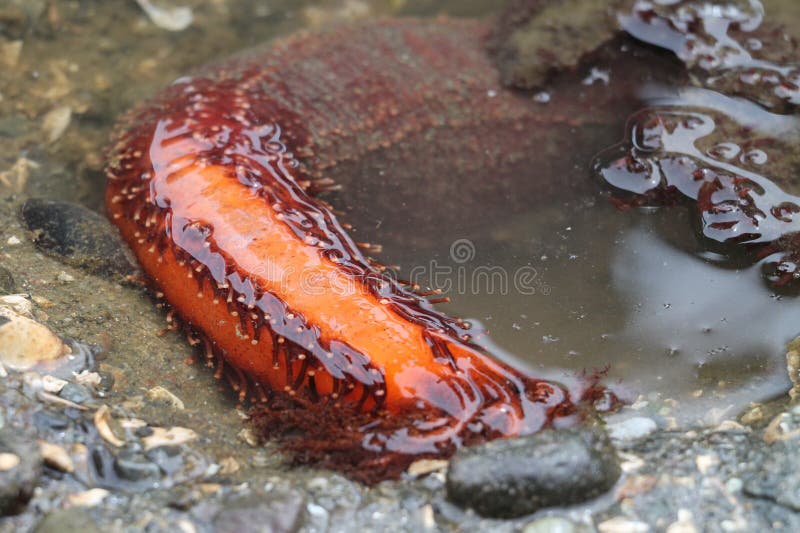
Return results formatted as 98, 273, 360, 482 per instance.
105, 18, 618, 483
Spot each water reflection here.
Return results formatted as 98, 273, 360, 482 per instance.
404, 201, 798, 426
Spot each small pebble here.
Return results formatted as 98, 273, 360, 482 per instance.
238, 428, 258, 447
598, 517, 650, 533
59, 383, 91, 404
666, 509, 698, 533
219, 456, 240, 475
145, 385, 185, 410
113, 451, 161, 482
523, 516, 580, 533
73, 370, 102, 388
96, 370, 115, 392
167, 486, 203, 511
607, 416, 658, 441
146, 445, 184, 475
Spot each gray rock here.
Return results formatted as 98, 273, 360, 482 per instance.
59, 383, 91, 404
743, 440, 800, 511
113, 451, 162, 482
20, 198, 136, 278
214, 491, 306, 533
145, 445, 183, 475
0, 428, 42, 516
606, 416, 658, 441
446, 426, 620, 518
34, 508, 102, 533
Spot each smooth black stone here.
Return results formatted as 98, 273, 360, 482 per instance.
20, 198, 136, 278
446, 426, 620, 518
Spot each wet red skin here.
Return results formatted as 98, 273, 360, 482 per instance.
106, 18, 614, 480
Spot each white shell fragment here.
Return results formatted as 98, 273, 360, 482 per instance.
145, 385, 185, 410
39, 441, 75, 473
0, 452, 20, 471
67, 488, 110, 507
41, 105, 72, 143
42, 375, 69, 393
0, 303, 70, 371
94, 405, 125, 447
135, 0, 193, 32
143, 426, 197, 450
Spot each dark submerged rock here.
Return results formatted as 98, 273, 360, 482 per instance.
0, 428, 43, 516
489, 0, 627, 90
20, 198, 136, 278
95, 370, 115, 393
446, 426, 620, 518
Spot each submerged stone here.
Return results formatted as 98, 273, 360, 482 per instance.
0, 429, 42, 516
489, 0, 628, 90
21, 198, 136, 278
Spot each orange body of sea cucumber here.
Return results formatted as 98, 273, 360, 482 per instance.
105, 18, 596, 461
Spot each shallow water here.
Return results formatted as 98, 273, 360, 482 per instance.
372, 84, 800, 426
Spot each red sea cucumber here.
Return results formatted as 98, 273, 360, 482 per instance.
105, 18, 613, 481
